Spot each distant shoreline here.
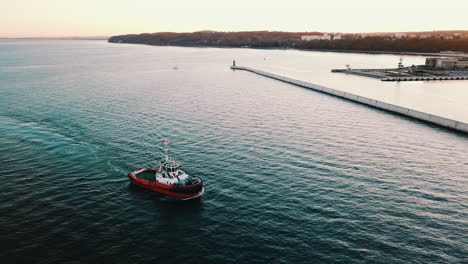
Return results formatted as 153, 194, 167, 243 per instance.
0, 37, 108, 40
294, 48, 466, 57
1, 37, 465, 57
108, 30, 468, 56
108, 41, 466, 58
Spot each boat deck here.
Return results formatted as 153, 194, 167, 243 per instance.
136, 170, 156, 182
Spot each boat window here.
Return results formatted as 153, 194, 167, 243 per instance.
167, 167, 178, 173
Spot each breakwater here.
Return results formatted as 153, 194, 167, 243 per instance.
331, 69, 468, 81
232, 66, 468, 134
381, 76, 468, 81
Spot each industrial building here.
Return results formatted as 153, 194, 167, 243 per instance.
425, 57, 468, 68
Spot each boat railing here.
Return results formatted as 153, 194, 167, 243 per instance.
171, 178, 203, 193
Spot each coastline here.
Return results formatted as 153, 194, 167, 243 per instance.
107, 41, 466, 57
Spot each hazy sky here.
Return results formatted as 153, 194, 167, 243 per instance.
1, 0, 467, 37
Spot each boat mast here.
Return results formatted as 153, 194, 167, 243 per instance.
162, 139, 170, 162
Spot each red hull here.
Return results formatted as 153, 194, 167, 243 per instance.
128, 168, 204, 199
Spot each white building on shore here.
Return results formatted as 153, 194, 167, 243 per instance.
394, 33, 407, 38
333, 34, 342, 40
301, 33, 331, 41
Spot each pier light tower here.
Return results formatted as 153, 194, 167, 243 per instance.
398, 57, 404, 77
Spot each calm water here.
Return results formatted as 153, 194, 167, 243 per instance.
0, 40, 467, 263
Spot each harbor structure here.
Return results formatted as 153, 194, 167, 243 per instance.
440, 51, 465, 55
231, 65, 468, 134
332, 56, 468, 81
425, 57, 468, 68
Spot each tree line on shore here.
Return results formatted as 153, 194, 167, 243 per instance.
108, 31, 468, 53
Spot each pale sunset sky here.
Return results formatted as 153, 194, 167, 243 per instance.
1, 0, 467, 38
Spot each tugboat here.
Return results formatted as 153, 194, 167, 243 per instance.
128, 139, 204, 200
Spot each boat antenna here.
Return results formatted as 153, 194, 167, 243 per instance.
162, 139, 170, 162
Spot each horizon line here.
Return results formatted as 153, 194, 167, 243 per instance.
2, 29, 468, 39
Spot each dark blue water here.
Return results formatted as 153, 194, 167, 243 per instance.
1, 40, 467, 263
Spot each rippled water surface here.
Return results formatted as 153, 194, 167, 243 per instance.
1, 40, 467, 263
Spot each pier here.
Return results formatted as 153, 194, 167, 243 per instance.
331, 69, 468, 81
231, 66, 468, 134
381, 76, 468, 81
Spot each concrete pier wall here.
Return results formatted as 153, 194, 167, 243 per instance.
232, 66, 468, 134
332, 68, 468, 81
381, 76, 468, 81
